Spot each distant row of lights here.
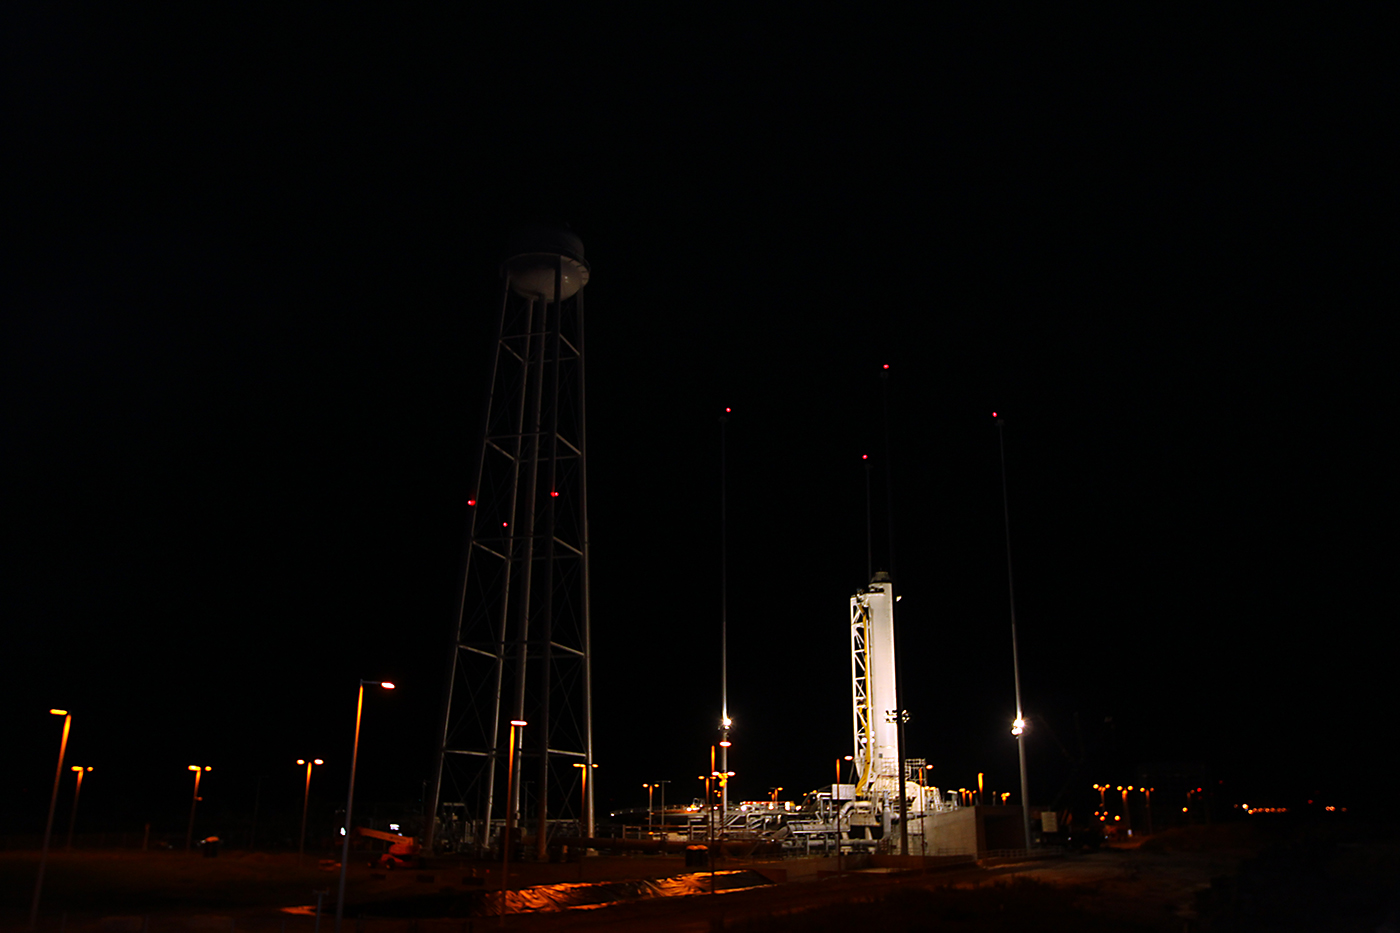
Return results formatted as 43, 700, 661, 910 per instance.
1235, 803, 1346, 815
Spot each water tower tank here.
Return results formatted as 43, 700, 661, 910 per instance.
502, 226, 590, 300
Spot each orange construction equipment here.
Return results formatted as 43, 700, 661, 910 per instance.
353, 827, 420, 868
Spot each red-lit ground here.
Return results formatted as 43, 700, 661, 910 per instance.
4, 825, 1395, 932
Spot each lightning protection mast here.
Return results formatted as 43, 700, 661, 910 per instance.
427, 227, 595, 859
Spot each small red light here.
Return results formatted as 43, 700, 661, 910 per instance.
861, 454, 868, 460
467, 499, 476, 507
550, 491, 559, 497
883, 364, 889, 370
992, 412, 998, 418
725, 407, 731, 413
502, 522, 508, 527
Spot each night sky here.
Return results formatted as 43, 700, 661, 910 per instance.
4, 8, 1390, 842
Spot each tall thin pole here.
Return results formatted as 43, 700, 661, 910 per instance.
501, 721, 523, 912
879, 367, 897, 580
30, 710, 71, 931
658, 780, 669, 840
879, 368, 908, 856
335, 684, 366, 933
510, 294, 548, 836
834, 757, 844, 874
996, 413, 1033, 851
863, 455, 872, 582
481, 286, 531, 855
577, 287, 596, 839
718, 410, 730, 833
535, 260, 564, 860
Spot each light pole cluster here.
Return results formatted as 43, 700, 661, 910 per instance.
28, 680, 399, 932
1090, 783, 1155, 835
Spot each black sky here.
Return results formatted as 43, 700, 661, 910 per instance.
3, 8, 1391, 839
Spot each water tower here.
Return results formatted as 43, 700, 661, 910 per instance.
426, 227, 594, 857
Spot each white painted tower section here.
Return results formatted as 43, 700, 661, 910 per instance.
850, 573, 899, 805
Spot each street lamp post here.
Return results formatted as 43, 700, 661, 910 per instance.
29, 709, 71, 931
643, 783, 655, 834
297, 759, 325, 861
1118, 786, 1134, 836
572, 763, 598, 840
834, 757, 845, 874
996, 413, 1034, 852
1142, 786, 1155, 835
657, 780, 670, 842
699, 771, 711, 846
499, 719, 526, 908
335, 680, 395, 933
65, 767, 93, 850
186, 766, 212, 851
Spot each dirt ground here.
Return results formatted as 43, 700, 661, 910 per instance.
4, 824, 1393, 932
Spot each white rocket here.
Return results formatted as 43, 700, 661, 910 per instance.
850, 571, 899, 803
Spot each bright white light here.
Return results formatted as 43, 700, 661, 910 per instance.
340, 827, 346, 836
389, 823, 399, 831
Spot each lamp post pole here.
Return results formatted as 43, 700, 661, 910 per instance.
643, 783, 655, 834
718, 410, 731, 842
29, 709, 71, 931
996, 412, 1033, 852
834, 757, 844, 874
186, 766, 212, 851
657, 780, 670, 843
500, 720, 526, 909
297, 759, 324, 861
335, 680, 395, 933
572, 762, 597, 838
65, 767, 92, 850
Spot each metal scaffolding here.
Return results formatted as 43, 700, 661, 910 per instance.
426, 228, 594, 858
